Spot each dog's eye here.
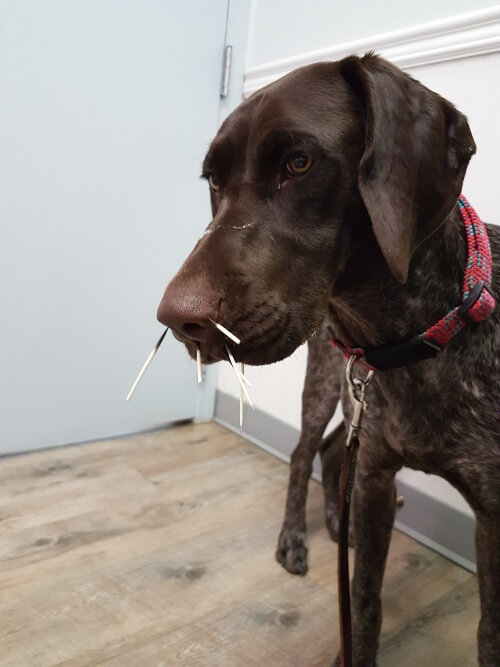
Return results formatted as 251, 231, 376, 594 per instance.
208, 174, 220, 191
286, 153, 313, 176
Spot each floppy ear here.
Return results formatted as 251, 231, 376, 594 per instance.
340, 54, 476, 283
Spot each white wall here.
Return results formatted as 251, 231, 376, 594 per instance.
0, 0, 230, 453
218, 2, 500, 517
246, 0, 500, 66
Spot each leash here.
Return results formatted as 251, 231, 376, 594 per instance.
331, 196, 496, 666
330, 195, 496, 371
337, 357, 373, 667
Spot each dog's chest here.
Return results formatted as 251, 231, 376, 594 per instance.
341, 353, 497, 474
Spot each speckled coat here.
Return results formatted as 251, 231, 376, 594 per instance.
157, 54, 500, 666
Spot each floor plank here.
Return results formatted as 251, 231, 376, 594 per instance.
0, 422, 479, 666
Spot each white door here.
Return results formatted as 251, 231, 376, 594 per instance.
0, 1, 229, 453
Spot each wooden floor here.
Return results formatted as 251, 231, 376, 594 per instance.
0, 422, 479, 666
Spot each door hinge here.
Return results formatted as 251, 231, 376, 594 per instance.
220, 44, 232, 98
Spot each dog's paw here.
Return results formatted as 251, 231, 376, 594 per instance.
276, 527, 308, 576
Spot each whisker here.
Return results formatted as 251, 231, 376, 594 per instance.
196, 345, 203, 383
225, 344, 254, 410
209, 319, 241, 345
126, 328, 169, 401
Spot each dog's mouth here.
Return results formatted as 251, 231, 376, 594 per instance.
171, 311, 308, 366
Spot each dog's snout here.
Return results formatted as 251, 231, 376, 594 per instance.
157, 279, 220, 341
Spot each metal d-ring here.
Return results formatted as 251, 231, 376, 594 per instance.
345, 355, 374, 445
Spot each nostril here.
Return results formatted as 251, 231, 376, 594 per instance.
182, 322, 210, 339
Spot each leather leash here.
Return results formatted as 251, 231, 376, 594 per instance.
338, 356, 374, 667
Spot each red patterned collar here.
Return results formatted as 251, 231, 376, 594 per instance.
329, 196, 496, 371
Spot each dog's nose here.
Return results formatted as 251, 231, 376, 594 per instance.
157, 280, 220, 341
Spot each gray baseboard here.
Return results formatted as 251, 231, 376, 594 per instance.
214, 390, 476, 573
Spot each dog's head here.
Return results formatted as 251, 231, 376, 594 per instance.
157, 54, 475, 365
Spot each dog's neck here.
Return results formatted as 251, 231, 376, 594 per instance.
328, 204, 467, 348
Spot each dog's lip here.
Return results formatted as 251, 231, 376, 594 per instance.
171, 312, 307, 366
168, 326, 230, 364
182, 339, 225, 365
196, 344, 285, 366
202, 319, 300, 365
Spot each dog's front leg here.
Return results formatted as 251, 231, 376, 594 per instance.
276, 335, 341, 576
276, 402, 338, 575
276, 432, 324, 575
476, 512, 500, 665
334, 460, 397, 666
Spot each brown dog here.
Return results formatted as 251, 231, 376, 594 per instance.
157, 54, 499, 665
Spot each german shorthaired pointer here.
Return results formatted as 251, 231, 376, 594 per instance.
157, 54, 499, 666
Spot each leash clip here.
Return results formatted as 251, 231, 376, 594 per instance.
345, 355, 374, 447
